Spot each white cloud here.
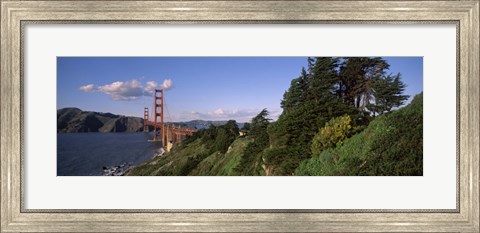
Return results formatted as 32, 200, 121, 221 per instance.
79, 78, 173, 101
144, 81, 158, 96
160, 79, 173, 90
180, 108, 280, 122
79, 84, 95, 92
213, 108, 225, 115
96, 80, 144, 101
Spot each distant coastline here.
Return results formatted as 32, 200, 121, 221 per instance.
57, 107, 245, 133
57, 107, 145, 133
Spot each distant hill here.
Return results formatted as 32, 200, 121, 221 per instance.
57, 108, 144, 133
57, 108, 245, 133
174, 120, 245, 130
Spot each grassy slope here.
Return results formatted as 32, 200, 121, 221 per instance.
129, 94, 422, 176
190, 137, 252, 176
295, 93, 423, 176
127, 137, 252, 176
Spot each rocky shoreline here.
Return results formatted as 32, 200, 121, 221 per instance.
102, 162, 134, 176
102, 148, 166, 176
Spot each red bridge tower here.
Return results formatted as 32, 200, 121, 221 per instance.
143, 107, 149, 132
143, 88, 198, 151
153, 89, 166, 142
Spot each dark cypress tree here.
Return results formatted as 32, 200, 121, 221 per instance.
339, 57, 389, 111
212, 120, 239, 153
307, 57, 339, 103
235, 109, 271, 175
249, 108, 271, 139
339, 57, 365, 108
307, 57, 316, 78
360, 57, 390, 112
269, 57, 357, 174
280, 67, 309, 112
368, 73, 409, 115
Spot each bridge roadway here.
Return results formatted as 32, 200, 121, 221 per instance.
144, 121, 197, 146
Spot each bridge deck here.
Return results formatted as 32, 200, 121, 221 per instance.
144, 121, 198, 135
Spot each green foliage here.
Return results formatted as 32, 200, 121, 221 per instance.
129, 136, 253, 176
201, 125, 218, 144
360, 93, 422, 175
180, 129, 205, 147
128, 139, 211, 176
262, 147, 305, 175
270, 100, 355, 148
281, 67, 310, 111
295, 93, 423, 176
215, 137, 253, 175
182, 120, 240, 155
268, 56, 373, 175
338, 57, 390, 111
368, 73, 409, 115
131, 57, 420, 177
267, 97, 356, 174
295, 149, 337, 176
269, 102, 322, 149
129, 120, 241, 176
241, 122, 251, 131
311, 115, 352, 155
212, 128, 230, 153
249, 109, 270, 138
234, 109, 271, 175
212, 120, 239, 154
234, 139, 267, 175
307, 57, 339, 103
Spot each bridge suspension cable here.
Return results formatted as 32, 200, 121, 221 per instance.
143, 88, 197, 151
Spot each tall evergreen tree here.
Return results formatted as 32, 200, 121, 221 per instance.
339, 57, 389, 111
307, 57, 316, 77
360, 57, 390, 111
339, 58, 365, 107
368, 73, 409, 115
235, 109, 271, 175
212, 120, 239, 153
270, 57, 357, 174
280, 67, 309, 111
307, 57, 339, 103
250, 108, 271, 139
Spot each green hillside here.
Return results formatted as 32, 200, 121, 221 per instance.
127, 120, 252, 176
127, 136, 252, 176
128, 93, 422, 176
295, 93, 423, 176
127, 57, 423, 176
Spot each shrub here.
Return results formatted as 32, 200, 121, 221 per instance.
311, 115, 352, 155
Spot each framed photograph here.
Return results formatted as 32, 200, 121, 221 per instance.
1, 0, 478, 232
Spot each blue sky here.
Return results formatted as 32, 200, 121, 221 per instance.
57, 57, 423, 122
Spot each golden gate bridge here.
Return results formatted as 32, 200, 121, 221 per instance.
143, 89, 197, 151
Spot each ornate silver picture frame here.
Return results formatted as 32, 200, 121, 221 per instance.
1, 1, 478, 232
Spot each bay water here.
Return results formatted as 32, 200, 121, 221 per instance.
57, 132, 163, 176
